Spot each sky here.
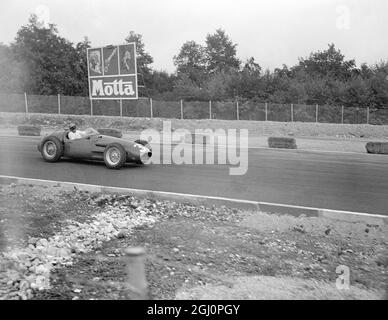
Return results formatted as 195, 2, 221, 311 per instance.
0, 0, 387, 73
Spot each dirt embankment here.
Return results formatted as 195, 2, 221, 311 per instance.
1, 112, 388, 139
1, 183, 387, 300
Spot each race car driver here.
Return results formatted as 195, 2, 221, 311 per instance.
68, 123, 86, 140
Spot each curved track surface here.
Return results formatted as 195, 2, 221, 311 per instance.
1, 136, 388, 215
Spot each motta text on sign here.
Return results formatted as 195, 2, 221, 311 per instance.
87, 43, 138, 100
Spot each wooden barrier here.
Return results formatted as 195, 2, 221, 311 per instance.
17, 125, 41, 136
365, 142, 388, 154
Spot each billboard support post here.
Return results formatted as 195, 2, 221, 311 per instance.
180, 100, 183, 119
316, 104, 318, 123
120, 99, 123, 117
90, 99, 93, 116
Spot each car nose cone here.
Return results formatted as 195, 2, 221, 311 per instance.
139, 147, 152, 164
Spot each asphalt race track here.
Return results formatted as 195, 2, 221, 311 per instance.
1, 136, 388, 216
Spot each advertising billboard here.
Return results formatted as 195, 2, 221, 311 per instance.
87, 43, 138, 100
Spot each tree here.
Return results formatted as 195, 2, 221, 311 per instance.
173, 40, 207, 86
342, 75, 372, 107
149, 70, 176, 93
369, 61, 388, 108
173, 74, 207, 101
11, 14, 87, 95
125, 31, 153, 76
0, 43, 26, 93
295, 43, 356, 81
242, 57, 261, 75
205, 29, 240, 74
274, 64, 292, 78
125, 31, 154, 96
204, 70, 233, 100
72, 37, 90, 96
227, 57, 262, 99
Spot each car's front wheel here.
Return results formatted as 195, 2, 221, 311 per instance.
41, 137, 63, 162
103, 143, 126, 169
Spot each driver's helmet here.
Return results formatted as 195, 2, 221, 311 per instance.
69, 123, 76, 131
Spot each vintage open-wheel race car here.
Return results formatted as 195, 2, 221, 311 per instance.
37, 127, 152, 169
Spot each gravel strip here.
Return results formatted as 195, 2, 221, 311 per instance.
0, 193, 163, 299
0, 186, 239, 300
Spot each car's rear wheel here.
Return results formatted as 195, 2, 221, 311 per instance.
103, 143, 126, 169
41, 137, 63, 162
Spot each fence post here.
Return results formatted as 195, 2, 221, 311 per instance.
150, 98, 153, 118
341, 105, 344, 124
209, 100, 212, 120
90, 98, 93, 116
316, 104, 318, 123
120, 99, 123, 117
291, 103, 294, 122
265, 102, 268, 121
58, 94, 61, 114
236, 100, 239, 120
366, 106, 369, 124
180, 100, 183, 120
24, 92, 28, 114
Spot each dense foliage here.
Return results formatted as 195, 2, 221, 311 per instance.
0, 15, 387, 108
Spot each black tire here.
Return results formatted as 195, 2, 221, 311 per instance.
103, 143, 126, 169
41, 136, 63, 162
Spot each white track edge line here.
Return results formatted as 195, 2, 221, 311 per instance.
0, 174, 386, 221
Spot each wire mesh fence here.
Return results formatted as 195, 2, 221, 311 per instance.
267, 103, 291, 122
293, 104, 317, 122
238, 101, 266, 121
152, 100, 181, 119
0, 93, 25, 113
317, 105, 342, 123
0, 92, 387, 125
343, 107, 368, 124
370, 108, 388, 125
183, 101, 210, 119
27, 94, 58, 114
60, 95, 90, 115
212, 101, 237, 120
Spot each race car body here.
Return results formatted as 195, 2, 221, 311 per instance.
37, 127, 152, 169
